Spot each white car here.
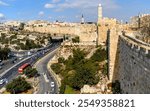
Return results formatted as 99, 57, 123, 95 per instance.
50, 82, 55, 87
19, 57, 23, 60
0, 78, 8, 85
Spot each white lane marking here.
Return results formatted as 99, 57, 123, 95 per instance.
43, 73, 49, 83
0, 52, 38, 77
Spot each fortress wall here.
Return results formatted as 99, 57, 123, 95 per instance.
98, 25, 109, 44
118, 35, 150, 94
24, 24, 97, 43
108, 28, 120, 82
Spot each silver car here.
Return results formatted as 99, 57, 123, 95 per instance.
50, 82, 55, 87
0, 78, 8, 85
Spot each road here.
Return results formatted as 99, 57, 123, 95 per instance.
0, 42, 61, 93
35, 44, 59, 94
0, 57, 25, 74
0, 43, 53, 75
0, 54, 36, 88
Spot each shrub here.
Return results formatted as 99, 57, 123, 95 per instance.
0, 47, 10, 60
112, 80, 122, 94
72, 36, 80, 43
59, 80, 66, 94
91, 47, 107, 62
58, 57, 65, 63
6, 77, 32, 94
102, 63, 108, 76
24, 67, 38, 78
51, 63, 63, 74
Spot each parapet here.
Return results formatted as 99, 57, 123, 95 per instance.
120, 34, 150, 57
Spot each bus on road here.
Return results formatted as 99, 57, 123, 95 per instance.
18, 63, 31, 74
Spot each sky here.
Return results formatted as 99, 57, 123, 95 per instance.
0, 0, 150, 22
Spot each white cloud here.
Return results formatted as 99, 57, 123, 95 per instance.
0, 13, 5, 20
38, 11, 44, 16
0, 13, 4, 18
44, 3, 55, 8
55, 0, 119, 11
101, 0, 119, 10
52, 0, 60, 3
0, 1, 9, 6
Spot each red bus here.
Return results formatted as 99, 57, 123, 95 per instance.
18, 63, 31, 74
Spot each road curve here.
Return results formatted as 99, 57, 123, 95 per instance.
35, 43, 60, 94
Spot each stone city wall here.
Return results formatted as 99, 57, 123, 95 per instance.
118, 35, 150, 93
24, 24, 97, 43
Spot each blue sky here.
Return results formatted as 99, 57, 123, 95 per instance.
0, 0, 150, 22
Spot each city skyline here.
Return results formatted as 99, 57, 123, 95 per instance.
0, 0, 150, 22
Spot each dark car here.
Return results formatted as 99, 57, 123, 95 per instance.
11, 57, 17, 63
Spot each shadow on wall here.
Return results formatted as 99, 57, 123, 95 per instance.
106, 29, 110, 80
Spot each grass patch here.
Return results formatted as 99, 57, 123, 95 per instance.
3, 91, 10, 94
2, 88, 33, 94
64, 85, 79, 94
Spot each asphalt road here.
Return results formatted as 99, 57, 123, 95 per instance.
0, 42, 60, 92
0, 55, 35, 88
0, 57, 25, 74
35, 43, 60, 94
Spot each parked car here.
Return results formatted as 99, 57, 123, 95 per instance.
0, 78, 8, 85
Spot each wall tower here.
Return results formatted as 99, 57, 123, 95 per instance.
98, 4, 103, 24
81, 14, 85, 24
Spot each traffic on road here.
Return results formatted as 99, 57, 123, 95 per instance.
0, 41, 61, 94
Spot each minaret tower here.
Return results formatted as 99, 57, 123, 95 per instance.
98, 4, 103, 24
81, 14, 85, 24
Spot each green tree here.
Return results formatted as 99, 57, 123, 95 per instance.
91, 47, 107, 62
72, 36, 80, 43
71, 60, 99, 89
51, 63, 63, 74
0, 47, 10, 60
102, 63, 108, 76
59, 80, 66, 94
6, 77, 32, 94
52, 48, 106, 93
58, 57, 65, 63
24, 67, 38, 78
72, 48, 85, 63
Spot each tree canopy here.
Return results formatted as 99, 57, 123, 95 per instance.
6, 76, 31, 94
52, 48, 107, 93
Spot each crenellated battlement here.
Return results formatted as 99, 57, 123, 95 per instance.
115, 34, 150, 93
120, 34, 150, 57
